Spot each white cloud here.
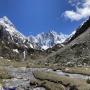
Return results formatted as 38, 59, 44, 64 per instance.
64, 0, 90, 21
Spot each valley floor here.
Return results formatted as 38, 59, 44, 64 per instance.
0, 58, 90, 90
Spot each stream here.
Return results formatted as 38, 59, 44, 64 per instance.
45, 68, 90, 80
55, 70, 90, 80
1, 67, 90, 90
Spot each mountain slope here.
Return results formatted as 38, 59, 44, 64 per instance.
46, 17, 90, 66
0, 16, 34, 48
0, 16, 35, 60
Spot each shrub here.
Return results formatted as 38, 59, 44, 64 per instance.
86, 78, 90, 84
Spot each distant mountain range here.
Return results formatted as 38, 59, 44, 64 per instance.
0, 16, 72, 50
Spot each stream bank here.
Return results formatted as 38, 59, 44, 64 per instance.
1, 67, 90, 90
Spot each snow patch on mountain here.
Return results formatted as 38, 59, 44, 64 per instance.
13, 49, 19, 53
68, 30, 76, 40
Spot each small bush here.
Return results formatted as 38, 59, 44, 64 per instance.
86, 78, 90, 84
0, 68, 12, 79
70, 85, 78, 90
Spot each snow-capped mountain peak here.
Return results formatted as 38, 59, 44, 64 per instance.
0, 16, 26, 41
28, 30, 69, 50
2, 16, 14, 26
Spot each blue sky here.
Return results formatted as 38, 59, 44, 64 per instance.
0, 0, 88, 36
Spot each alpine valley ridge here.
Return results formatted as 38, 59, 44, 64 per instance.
0, 16, 70, 50
0, 16, 72, 60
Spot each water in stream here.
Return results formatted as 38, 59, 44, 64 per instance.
55, 70, 90, 80
2, 68, 90, 90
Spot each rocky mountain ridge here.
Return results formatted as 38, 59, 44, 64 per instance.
0, 16, 69, 50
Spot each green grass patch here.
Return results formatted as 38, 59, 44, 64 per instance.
30, 79, 65, 90
33, 71, 90, 90
0, 67, 12, 79
62, 67, 90, 76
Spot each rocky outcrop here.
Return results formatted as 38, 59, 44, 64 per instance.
45, 44, 64, 54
